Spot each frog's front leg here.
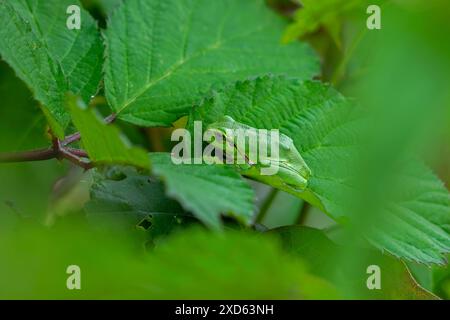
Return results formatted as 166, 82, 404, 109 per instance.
277, 165, 309, 191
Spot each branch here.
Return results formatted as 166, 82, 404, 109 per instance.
0, 113, 117, 169
59, 147, 92, 170
65, 147, 89, 158
0, 148, 57, 163
0, 140, 91, 169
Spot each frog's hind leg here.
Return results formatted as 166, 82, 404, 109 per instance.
278, 165, 309, 191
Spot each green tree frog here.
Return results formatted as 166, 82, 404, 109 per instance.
205, 116, 312, 193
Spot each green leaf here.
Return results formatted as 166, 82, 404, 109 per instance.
104, 0, 319, 127
142, 228, 340, 299
0, 62, 68, 223
432, 256, 450, 299
85, 167, 195, 241
150, 153, 255, 229
271, 226, 438, 299
407, 261, 434, 292
366, 161, 450, 265
283, 0, 369, 45
97, 0, 123, 16
0, 223, 340, 299
189, 76, 353, 210
190, 76, 450, 264
0, 0, 103, 137
67, 95, 150, 169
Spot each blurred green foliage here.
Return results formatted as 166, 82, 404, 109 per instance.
0, 61, 48, 152
320, 0, 450, 297
272, 226, 437, 299
0, 0, 449, 300
0, 61, 69, 222
0, 220, 339, 299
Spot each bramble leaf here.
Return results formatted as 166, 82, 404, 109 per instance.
0, 0, 103, 137
149, 153, 255, 229
96, 0, 123, 16
104, 0, 319, 127
141, 228, 340, 299
67, 96, 150, 169
271, 226, 438, 299
190, 76, 450, 264
0, 223, 340, 299
283, 0, 371, 45
85, 167, 194, 241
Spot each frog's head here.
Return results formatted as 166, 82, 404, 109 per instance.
275, 134, 312, 190
279, 135, 311, 179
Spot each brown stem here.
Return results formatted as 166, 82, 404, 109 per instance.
65, 147, 89, 158
0, 148, 57, 163
0, 140, 91, 169
0, 113, 116, 169
61, 132, 81, 146
59, 148, 92, 170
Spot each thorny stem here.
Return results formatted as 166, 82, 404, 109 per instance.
0, 113, 117, 170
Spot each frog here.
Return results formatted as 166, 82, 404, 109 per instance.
205, 116, 312, 193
